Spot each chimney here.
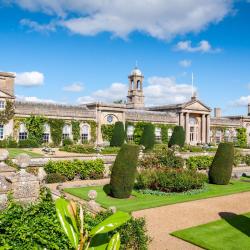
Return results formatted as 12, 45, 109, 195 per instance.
0, 72, 15, 96
214, 108, 222, 118
248, 104, 250, 116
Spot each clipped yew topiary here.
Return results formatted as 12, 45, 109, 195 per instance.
168, 126, 185, 148
110, 121, 125, 147
110, 144, 140, 198
208, 142, 234, 185
140, 124, 155, 150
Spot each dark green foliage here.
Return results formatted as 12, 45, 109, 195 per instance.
110, 121, 125, 147
236, 128, 247, 148
44, 159, 104, 181
0, 136, 18, 148
186, 156, 214, 170
84, 211, 149, 250
71, 120, 80, 142
168, 126, 185, 148
209, 142, 234, 185
0, 188, 73, 249
48, 119, 65, 146
0, 100, 15, 125
60, 144, 96, 154
110, 144, 140, 198
101, 124, 115, 142
18, 138, 40, 148
140, 124, 155, 150
139, 148, 184, 169
62, 138, 73, 146
25, 116, 46, 145
45, 173, 67, 183
136, 168, 207, 192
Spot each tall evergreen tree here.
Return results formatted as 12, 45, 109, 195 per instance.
140, 124, 155, 150
168, 126, 185, 148
110, 121, 125, 147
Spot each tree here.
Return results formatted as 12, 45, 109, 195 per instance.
110, 121, 125, 147
110, 144, 140, 198
140, 124, 155, 150
208, 142, 234, 185
168, 126, 185, 148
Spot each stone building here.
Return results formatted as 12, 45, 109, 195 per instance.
0, 68, 248, 146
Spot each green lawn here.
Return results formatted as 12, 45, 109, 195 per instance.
7, 148, 43, 158
171, 212, 250, 250
64, 179, 250, 212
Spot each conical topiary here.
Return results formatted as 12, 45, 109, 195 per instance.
110, 121, 125, 147
168, 126, 185, 148
140, 124, 155, 150
208, 142, 234, 185
110, 144, 140, 198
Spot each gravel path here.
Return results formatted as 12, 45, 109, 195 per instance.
133, 191, 250, 250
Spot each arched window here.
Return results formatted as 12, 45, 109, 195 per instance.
215, 130, 222, 144
43, 123, 50, 143
155, 127, 162, 142
224, 130, 230, 142
0, 125, 4, 140
62, 124, 71, 140
168, 128, 173, 138
127, 125, 134, 142
81, 124, 90, 143
19, 123, 27, 141
137, 80, 141, 90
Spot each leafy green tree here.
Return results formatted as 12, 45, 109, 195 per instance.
110, 122, 125, 147
209, 142, 234, 185
110, 144, 140, 198
168, 126, 185, 148
236, 127, 247, 148
140, 124, 155, 150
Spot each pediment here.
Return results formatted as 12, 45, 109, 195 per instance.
0, 90, 13, 98
183, 100, 211, 112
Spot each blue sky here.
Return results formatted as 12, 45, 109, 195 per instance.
0, 0, 250, 115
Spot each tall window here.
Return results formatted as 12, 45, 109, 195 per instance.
232, 130, 237, 143
19, 123, 27, 141
155, 127, 162, 143
215, 130, 222, 144
43, 123, 50, 143
0, 125, 4, 140
62, 124, 71, 140
0, 101, 5, 109
224, 130, 230, 142
81, 125, 89, 143
127, 125, 134, 142
168, 128, 173, 139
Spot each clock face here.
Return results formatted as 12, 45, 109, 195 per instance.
107, 115, 113, 123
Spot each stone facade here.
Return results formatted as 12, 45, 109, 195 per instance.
0, 69, 249, 146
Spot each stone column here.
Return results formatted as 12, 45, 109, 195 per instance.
206, 114, 210, 143
96, 110, 103, 146
179, 112, 184, 128
185, 113, 190, 144
202, 114, 206, 144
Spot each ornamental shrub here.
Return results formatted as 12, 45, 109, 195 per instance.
0, 188, 73, 249
244, 154, 250, 166
110, 121, 125, 147
60, 144, 96, 154
140, 124, 155, 150
209, 142, 234, 185
136, 168, 207, 193
236, 127, 247, 148
110, 144, 140, 198
44, 159, 104, 181
18, 138, 40, 148
168, 126, 185, 148
45, 173, 67, 183
62, 138, 73, 146
186, 156, 214, 170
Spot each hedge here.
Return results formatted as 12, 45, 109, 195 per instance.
110, 121, 125, 147
209, 142, 234, 185
44, 159, 104, 181
140, 124, 155, 150
186, 156, 214, 170
110, 144, 140, 198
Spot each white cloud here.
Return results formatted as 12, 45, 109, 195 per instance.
175, 40, 220, 53
15, 71, 44, 86
77, 82, 127, 104
20, 18, 56, 33
16, 94, 57, 104
231, 96, 250, 107
10, 0, 233, 40
77, 77, 196, 106
63, 82, 84, 92
179, 59, 192, 67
